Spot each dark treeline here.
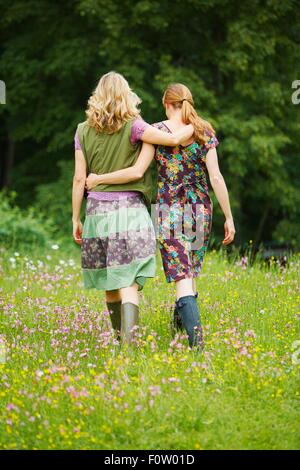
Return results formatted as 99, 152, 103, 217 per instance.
0, 0, 299, 249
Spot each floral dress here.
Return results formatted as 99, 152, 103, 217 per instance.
153, 121, 219, 283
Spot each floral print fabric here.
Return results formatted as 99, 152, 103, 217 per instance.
153, 121, 219, 283
81, 193, 156, 290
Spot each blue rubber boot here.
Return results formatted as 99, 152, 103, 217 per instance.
171, 292, 199, 337
175, 295, 203, 348
170, 303, 184, 336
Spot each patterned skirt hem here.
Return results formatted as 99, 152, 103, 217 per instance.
82, 255, 156, 291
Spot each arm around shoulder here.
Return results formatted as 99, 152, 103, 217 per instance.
85, 142, 155, 189
141, 124, 194, 146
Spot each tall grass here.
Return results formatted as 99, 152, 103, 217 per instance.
0, 246, 299, 449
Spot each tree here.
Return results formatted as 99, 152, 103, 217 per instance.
0, 0, 299, 247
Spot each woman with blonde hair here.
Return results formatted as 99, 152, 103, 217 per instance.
72, 73, 194, 345
86, 83, 235, 349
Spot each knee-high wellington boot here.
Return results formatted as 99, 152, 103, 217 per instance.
171, 292, 199, 337
107, 301, 121, 341
175, 295, 203, 348
121, 302, 139, 344
170, 302, 184, 337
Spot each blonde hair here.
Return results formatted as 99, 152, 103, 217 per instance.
86, 71, 141, 133
162, 83, 215, 145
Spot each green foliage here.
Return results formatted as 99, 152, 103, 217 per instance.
0, 191, 55, 248
273, 218, 300, 250
34, 159, 85, 238
0, 0, 300, 247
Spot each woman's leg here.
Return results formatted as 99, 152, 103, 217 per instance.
119, 284, 139, 306
105, 290, 122, 340
176, 278, 194, 300
119, 283, 139, 344
105, 290, 121, 303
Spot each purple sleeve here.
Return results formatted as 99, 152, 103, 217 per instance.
130, 118, 151, 145
74, 131, 82, 151
205, 132, 219, 150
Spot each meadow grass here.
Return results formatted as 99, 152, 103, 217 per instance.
0, 245, 299, 450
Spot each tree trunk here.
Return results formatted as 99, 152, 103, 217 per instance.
253, 203, 270, 252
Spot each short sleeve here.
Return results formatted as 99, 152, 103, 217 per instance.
74, 131, 82, 151
130, 118, 151, 145
204, 132, 219, 150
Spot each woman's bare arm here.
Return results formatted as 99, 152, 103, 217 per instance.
72, 149, 86, 244
85, 143, 155, 189
85, 122, 194, 189
206, 148, 235, 245
141, 124, 194, 146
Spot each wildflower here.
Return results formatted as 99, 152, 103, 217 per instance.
35, 370, 44, 378
244, 330, 256, 338
6, 403, 17, 411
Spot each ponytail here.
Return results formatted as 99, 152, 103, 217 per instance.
163, 83, 215, 145
181, 100, 215, 145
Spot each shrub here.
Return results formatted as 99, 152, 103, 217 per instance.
34, 159, 85, 238
0, 191, 55, 249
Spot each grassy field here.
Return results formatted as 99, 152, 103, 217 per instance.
0, 245, 299, 450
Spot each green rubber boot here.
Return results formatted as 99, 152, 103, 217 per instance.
121, 302, 139, 344
107, 301, 121, 341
